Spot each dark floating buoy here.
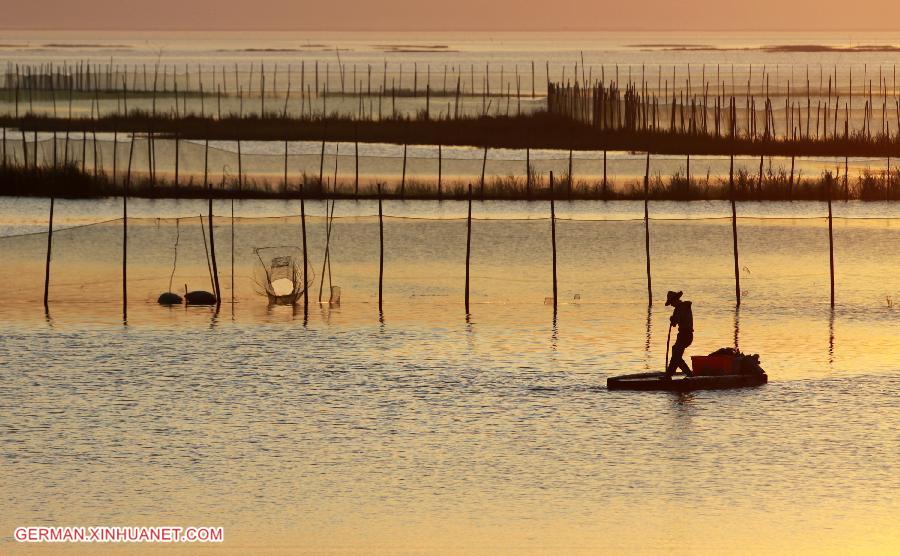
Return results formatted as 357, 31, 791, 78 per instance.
185, 290, 217, 306
157, 292, 183, 305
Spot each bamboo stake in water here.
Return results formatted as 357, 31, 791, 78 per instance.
20, 121, 27, 171
437, 142, 443, 198
168, 130, 177, 187
686, 154, 690, 187
378, 182, 384, 313
465, 182, 472, 314
300, 182, 309, 313
730, 154, 741, 306
525, 147, 531, 196
319, 128, 326, 189
828, 173, 835, 307
401, 143, 407, 197
480, 146, 487, 199
284, 140, 289, 189
203, 138, 209, 191
757, 155, 764, 196
123, 135, 134, 320
643, 151, 652, 306
531, 60, 536, 98
318, 199, 336, 303
147, 130, 154, 186
789, 156, 795, 199
208, 195, 221, 306
354, 124, 360, 196
550, 171, 558, 313
888, 157, 892, 200
603, 150, 608, 196
199, 214, 215, 294
43, 197, 54, 310
231, 198, 235, 308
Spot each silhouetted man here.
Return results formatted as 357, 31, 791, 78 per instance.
665, 290, 693, 377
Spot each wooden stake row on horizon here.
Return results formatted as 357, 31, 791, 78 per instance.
7, 60, 899, 99
6, 60, 900, 128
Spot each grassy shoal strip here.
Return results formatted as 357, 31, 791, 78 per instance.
4, 112, 900, 158
2, 163, 896, 202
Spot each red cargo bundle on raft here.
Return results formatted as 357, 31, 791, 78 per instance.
690, 355, 735, 376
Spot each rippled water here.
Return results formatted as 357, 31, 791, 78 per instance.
2, 303, 898, 554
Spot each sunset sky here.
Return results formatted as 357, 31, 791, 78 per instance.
4, 0, 900, 31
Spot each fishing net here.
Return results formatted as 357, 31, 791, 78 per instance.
252, 246, 315, 305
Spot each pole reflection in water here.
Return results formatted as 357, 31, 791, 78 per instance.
320, 304, 333, 326
644, 304, 653, 370
828, 308, 835, 368
550, 312, 558, 351
291, 301, 305, 325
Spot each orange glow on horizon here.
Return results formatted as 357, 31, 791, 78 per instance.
5, 0, 900, 32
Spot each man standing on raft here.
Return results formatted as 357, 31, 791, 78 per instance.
665, 290, 693, 378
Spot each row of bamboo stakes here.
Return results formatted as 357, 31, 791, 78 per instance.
5, 61, 900, 128
549, 71, 900, 141
10, 122, 871, 208
461, 154, 835, 314
4, 60, 541, 97
7, 60, 899, 99
4, 59, 544, 121
41, 150, 839, 320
